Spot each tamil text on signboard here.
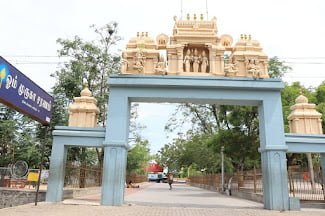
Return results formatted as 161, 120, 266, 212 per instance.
0, 56, 53, 125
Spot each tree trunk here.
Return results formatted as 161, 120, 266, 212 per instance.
79, 147, 86, 188
306, 153, 316, 192
210, 104, 220, 129
96, 148, 104, 186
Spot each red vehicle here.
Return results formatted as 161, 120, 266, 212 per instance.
146, 163, 167, 183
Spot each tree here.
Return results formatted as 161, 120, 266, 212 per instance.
268, 56, 292, 78
207, 128, 259, 172
155, 133, 231, 175
316, 81, 325, 134
165, 104, 220, 135
0, 105, 19, 166
0, 104, 42, 168
51, 22, 121, 174
127, 138, 150, 175
53, 22, 121, 126
161, 56, 293, 174
163, 104, 260, 172
281, 82, 316, 133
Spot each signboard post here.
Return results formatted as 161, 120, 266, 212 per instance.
0, 56, 53, 205
35, 127, 47, 206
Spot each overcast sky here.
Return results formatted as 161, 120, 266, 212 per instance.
1, 0, 325, 153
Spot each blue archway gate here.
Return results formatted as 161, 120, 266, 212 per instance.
46, 75, 325, 211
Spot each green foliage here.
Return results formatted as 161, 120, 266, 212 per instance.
52, 22, 121, 127
207, 128, 260, 171
15, 119, 40, 168
127, 138, 150, 175
316, 81, 325, 103
281, 82, 317, 132
316, 81, 325, 133
317, 103, 325, 134
0, 106, 18, 166
162, 103, 260, 173
0, 105, 43, 168
207, 105, 260, 171
160, 56, 296, 174
268, 56, 292, 78
156, 133, 232, 175
50, 22, 122, 168
165, 104, 218, 135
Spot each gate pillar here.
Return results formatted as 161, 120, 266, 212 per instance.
259, 92, 289, 210
288, 94, 324, 199
46, 138, 68, 202
101, 92, 130, 205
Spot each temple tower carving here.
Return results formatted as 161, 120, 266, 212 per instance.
121, 15, 269, 79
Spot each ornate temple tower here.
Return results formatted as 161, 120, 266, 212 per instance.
121, 15, 269, 79
167, 15, 225, 76
121, 32, 161, 75
229, 34, 269, 78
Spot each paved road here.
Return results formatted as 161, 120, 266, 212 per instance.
1, 182, 324, 216
125, 182, 263, 208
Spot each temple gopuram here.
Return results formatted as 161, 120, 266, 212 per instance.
121, 14, 269, 79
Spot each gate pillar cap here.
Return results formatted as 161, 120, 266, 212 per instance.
68, 86, 100, 127
295, 94, 308, 104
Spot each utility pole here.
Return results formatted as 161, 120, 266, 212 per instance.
35, 126, 48, 206
221, 146, 224, 192
206, 0, 209, 19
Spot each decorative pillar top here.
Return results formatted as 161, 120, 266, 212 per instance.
288, 94, 322, 134
80, 86, 92, 97
288, 94, 321, 118
295, 94, 308, 104
68, 86, 99, 127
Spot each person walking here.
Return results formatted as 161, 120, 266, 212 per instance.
167, 172, 174, 190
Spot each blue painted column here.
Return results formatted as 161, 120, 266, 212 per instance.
101, 91, 130, 205
258, 92, 289, 210
46, 137, 67, 202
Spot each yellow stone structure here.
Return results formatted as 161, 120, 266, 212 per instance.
121, 14, 269, 78
68, 86, 99, 127
288, 94, 323, 191
288, 94, 323, 134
